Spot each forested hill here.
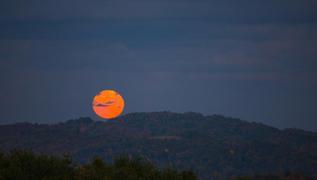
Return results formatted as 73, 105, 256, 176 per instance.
0, 112, 316, 179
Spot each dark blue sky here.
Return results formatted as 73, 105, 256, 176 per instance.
0, 0, 317, 130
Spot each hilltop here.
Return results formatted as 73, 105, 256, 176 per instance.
0, 112, 316, 179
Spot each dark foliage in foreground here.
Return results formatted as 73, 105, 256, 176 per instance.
230, 173, 315, 180
0, 150, 197, 180
0, 112, 316, 179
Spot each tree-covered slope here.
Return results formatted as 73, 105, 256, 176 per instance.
0, 112, 316, 179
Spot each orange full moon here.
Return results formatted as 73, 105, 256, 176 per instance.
92, 90, 125, 119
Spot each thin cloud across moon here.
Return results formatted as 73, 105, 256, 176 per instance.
92, 90, 125, 119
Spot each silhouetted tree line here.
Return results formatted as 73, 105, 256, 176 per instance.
0, 150, 315, 180
1, 114, 316, 179
230, 173, 314, 180
0, 150, 197, 180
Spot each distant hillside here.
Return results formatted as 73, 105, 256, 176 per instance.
0, 112, 316, 179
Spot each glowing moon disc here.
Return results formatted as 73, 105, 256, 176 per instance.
92, 90, 125, 119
